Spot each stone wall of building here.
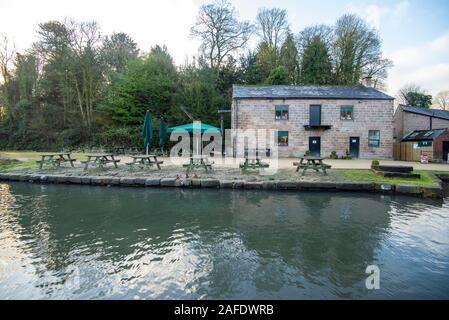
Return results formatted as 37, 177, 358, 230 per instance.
393, 107, 449, 140
232, 98, 394, 159
432, 117, 449, 130
434, 130, 449, 161
403, 112, 431, 135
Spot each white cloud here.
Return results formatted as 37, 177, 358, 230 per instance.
392, 0, 410, 20
386, 30, 449, 96
347, 0, 410, 29
0, 0, 202, 64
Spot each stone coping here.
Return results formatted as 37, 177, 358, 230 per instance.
0, 172, 444, 199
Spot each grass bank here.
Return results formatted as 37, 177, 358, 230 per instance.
0, 159, 37, 172
334, 169, 446, 187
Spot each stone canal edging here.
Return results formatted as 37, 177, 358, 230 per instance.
0, 172, 444, 199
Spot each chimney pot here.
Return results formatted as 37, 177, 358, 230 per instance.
362, 76, 373, 88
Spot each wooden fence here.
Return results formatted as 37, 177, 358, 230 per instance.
393, 142, 433, 161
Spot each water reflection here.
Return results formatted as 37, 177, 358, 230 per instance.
0, 182, 448, 299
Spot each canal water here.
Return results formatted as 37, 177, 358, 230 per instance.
1, 182, 448, 299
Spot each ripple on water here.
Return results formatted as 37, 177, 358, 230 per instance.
1, 183, 449, 299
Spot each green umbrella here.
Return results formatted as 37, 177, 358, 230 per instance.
143, 110, 152, 155
167, 122, 220, 133
159, 118, 166, 150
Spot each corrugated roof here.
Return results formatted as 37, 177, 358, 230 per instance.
232, 85, 394, 100
402, 129, 447, 142
401, 105, 449, 121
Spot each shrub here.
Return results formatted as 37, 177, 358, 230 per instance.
93, 126, 141, 148
371, 159, 380, 167
341, 149, 352, 160
304, 150, 311, 156
329, 150, 338, 159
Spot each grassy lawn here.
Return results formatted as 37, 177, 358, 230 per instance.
334, 169, 446, 187
0, 159, 37, 172
0, 151, 90, 160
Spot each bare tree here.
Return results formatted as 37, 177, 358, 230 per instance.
296, 24, 333, 54
397, 84, 424, 104
256, 7, 289, 51
0, 34, 16, 121
397, 84, 432, 108
434, 90, 449, 110
333, 14, 385, 85
363, 58, 394, 90
191, 0, 253, 70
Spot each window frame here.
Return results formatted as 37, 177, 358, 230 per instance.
340, 105, 354, 121
277, 131, 289, 147
309, 104, 322, 126
368, 130, 381, 148
275, 105, 289, 121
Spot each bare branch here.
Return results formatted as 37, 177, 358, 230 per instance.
190, 0, 253, 69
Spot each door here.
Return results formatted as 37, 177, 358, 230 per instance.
349, 137, 360, 158
309, 137, 321, 157
309, 105, 322, 126
443, 141, 449, 162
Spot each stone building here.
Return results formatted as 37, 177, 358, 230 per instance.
231, 85, 395, 159
396, 128, 449, 162
393, 105, 449, 141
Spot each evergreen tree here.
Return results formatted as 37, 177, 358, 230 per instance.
300, 36, 332, 85
266, 66, 289, 85
280, 32, 299, 84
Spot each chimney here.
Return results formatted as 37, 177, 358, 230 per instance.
362, 76, 373, 88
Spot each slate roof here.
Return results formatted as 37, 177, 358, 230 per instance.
232, 85, 394, 100
402, 129, 447, 142
401, 105, 449, 121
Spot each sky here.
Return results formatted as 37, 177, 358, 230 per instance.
0, 0, 448, 96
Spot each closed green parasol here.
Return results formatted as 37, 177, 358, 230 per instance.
143, 110, 152, 155
159, 117, 166, 150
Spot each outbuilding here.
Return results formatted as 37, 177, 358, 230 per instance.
394, 128, 449, 162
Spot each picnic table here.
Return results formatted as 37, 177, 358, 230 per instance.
126, 155, 163, 170
109, 146, 127, 155
240, 148, 270, 170
183, 155, 214, 174
293, 156, 331, 176
81, 154, 120, 170
37, 153, 77, 169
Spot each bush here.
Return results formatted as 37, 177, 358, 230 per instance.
329, 150, 338, 159
93, 126, 142, 148
304, 150, 311, 156
340, 149, 352, 160
371, 159, 380, 167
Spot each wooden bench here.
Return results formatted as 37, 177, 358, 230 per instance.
183, 156, 214, 174
82, 154, 120, 170
37, 153, 77, 169
293, 162, 331, 169
126, 155, 163, 170
240, 160, 269, 170
294, 157, 331, 175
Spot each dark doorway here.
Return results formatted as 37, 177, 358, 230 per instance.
309, 105, 322, 126
443, 141, 449, 162
309, 137, 321, 157
349, 137, 360, 158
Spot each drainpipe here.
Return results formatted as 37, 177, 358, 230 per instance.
430, 116, 433, 130
233, 98, 239, 157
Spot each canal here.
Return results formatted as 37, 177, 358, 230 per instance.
1, 182, 448, 299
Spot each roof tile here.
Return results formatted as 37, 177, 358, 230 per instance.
233, 85, 394, 100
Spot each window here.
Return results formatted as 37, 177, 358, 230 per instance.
309, 105, 321, 125
275, 105, 289, 120
417, 141, 432, 147
277, 131, 289, 146
340, 105, 354, 120
368, 130, 380, 148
